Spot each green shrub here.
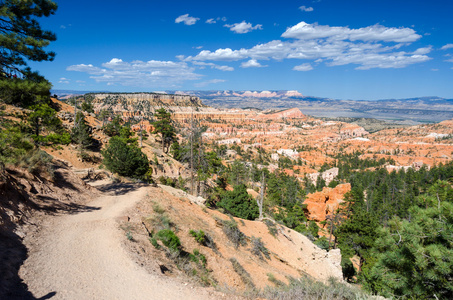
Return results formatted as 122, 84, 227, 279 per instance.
314, 236, 330, 250
150, 213, 173, 231
190, 249, 207, 268
308, 221, 320, 238
189, 229, 206, 244
155, 229, 180, 252
152, 202, 166, 214
150, 237, 160, 249
101, 136, 149, 179
217, 184, 258, 220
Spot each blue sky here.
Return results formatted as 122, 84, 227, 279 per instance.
30, 0, 453, 100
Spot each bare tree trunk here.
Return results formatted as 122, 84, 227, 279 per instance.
139, 122, 143, 148
257, 172, 265, 220
190, 108, 194, 196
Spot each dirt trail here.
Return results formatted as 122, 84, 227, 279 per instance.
19, 183, 215, 300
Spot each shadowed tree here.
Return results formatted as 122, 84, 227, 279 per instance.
71, 111, 93, 160
152, 108, 175, 153
0, 0, 57, 107
0, 0, 57, 77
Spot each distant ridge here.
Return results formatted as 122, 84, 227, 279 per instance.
52, 89, 453, 123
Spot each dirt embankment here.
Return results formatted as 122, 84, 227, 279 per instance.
0, 160, 97, 299
18, 182, 223, 300
121, 184, 343, 293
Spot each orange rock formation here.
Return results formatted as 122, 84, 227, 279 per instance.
304, 183, 351, 222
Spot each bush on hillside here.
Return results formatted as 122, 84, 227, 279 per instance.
155, 229, 181, 252
217, 184, 259, 220
101, 136, 149, 179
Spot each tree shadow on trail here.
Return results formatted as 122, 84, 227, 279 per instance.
0, 231, 57, 300
0, 166, 103, 300
94, 182, 148, 196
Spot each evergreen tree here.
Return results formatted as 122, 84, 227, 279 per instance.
101, 136, 149, 179
364, 181, 453, 299
102, 115, 123, 137
71, 112, 93, 160
152, 108, 175, 153
0, 77, 52, 106
28, 103, 62, 143
80, 95, 94, 113
336, 208, 378, 273
0, 0, 57, 78
218, 184, 259, 220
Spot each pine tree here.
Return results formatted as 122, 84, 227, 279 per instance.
0, 0, 57, 78
28, 103, 61, 142
152, 108, 175, 153
71, 112, 93, 160
364, 180, 453, 299
101, 136, 149, 179
218, 184, 259, 220
336, 208, 378, 273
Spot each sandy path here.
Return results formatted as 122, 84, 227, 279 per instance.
19, 184, 215, 300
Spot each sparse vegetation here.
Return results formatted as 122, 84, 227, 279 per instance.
218, 217, 248, 249
258, 276, 370, 300
267, 273, 285, 287
229, 258, 255, 289
264, 219, 278, 237
250, 236, 270, 260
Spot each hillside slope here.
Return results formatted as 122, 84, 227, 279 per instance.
0, 160, 97, 299
19, 182, 223, 300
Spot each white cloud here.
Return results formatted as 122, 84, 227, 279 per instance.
441, 44, 453, 50
67, 64, 106, 75
293, 63, 313, 71
194, 79, 226, 88
431, 69, 439, 71
67, 58, 202, 88
224, 21, 263, 34
59, 77, 70, 84
446, 58, 453, 63
185, 21, 429, 70
329, 52, 431, 70
299, 6, 314, 12
187, 48, 248, 61
175, 14, 199, 26
192, 61, 234, 71
241, 59, 267, 68
207, 17, 227, 24
412, 46, 432, 55
282, 22, 421, 43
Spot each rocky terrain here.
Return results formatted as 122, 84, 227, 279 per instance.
54, 90, 453, 123
0, 98, 354, 299
3, 92, 452, 299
